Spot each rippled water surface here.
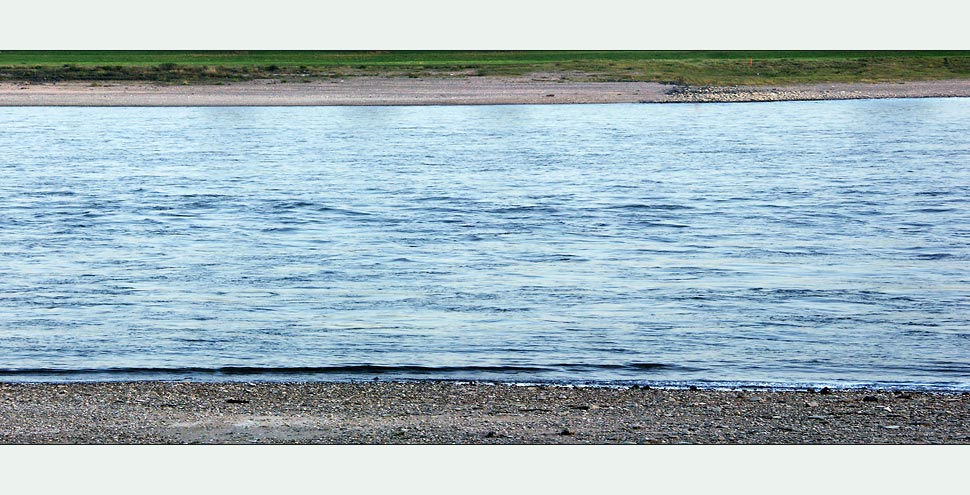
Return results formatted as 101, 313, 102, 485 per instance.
2, 99, 969, 388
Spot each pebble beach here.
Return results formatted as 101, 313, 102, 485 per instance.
2, 381, 968, 444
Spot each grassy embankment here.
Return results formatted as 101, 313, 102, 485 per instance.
1, 51, 969, 86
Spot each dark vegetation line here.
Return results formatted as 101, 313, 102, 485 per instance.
1, 50, 968, 85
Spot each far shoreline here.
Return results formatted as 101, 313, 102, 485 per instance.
1, 77, 968, 106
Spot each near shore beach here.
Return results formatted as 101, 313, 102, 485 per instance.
1, 77, 968, 106
2, 381, 968, 444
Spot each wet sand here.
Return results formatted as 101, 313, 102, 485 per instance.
1, 77, 968, 106
2, 381, 968, 444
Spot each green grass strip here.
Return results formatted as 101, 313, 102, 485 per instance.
1, 51, 968, 85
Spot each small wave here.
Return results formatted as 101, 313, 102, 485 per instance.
910, 207, 956, 213
413, 196, 464, 203
178, 193, 231, 199
492, 203, 561, 213
605, 203, 694, 211
0, 362, 690, 377
636, 221, 689, 229
21, 190, 78, 198
551, 362, 698, 372
517, 254, 587, 263
316, 206, 371, 216
0, 365, 536, 377
915, 253, 953, 260
266, 200, 316, 210
878, 361, 970, 375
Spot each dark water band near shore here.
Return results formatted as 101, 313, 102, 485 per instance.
2, 381, 968, 444
1, 78, 969, 106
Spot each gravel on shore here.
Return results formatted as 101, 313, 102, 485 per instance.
2, 381, 968, 444
663, 79, 970, 103
1, 77, 968, 106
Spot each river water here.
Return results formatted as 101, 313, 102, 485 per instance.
1, 98, 968, 389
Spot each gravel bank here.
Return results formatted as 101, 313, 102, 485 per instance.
1, 77, 967, 106
2, 382, 968, 444
664, 79, 970, 103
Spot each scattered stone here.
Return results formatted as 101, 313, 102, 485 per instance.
863, 396, 879, 402
689, 385, 699, 391
820, 387, 833, 395
226, 398, 249, 404
4, 382, 970, 444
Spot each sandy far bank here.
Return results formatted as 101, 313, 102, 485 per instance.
2, 381, 968, 444
0, 77, 667, 106
1, 77, 968, 106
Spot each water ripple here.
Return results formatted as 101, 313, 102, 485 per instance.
1, 99, 969, 388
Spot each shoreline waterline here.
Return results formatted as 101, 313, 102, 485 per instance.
2, 374, 968, 393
